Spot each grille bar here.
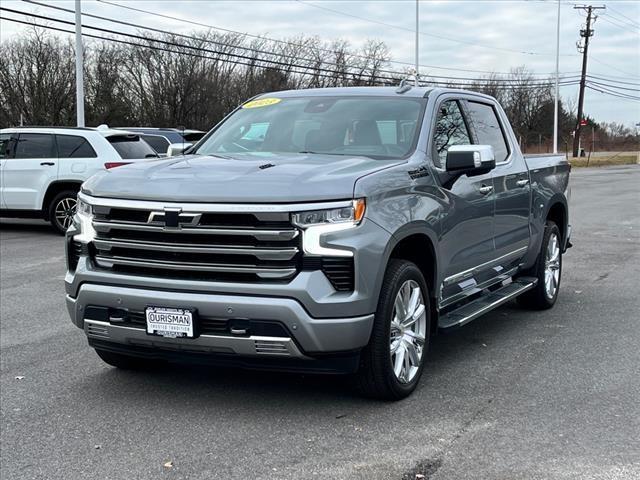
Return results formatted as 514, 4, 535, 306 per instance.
93, 220, 299, 241
94, 238, 299, 261
90, 205, 302, 283
94, 255, 297, 279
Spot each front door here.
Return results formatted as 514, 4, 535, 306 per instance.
2, 133, 57, 210
430, 98, 496, 299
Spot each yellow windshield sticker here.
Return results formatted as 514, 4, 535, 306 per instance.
242, 98, 281, 109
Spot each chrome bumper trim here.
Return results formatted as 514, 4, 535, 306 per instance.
84, 320, 308, 358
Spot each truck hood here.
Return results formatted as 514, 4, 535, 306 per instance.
82, 153, 403, 203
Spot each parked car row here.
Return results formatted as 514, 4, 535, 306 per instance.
0, 125, 201, 233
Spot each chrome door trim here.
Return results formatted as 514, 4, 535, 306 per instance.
443, 246, 528, 287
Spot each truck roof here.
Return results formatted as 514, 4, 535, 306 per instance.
258, 86, 434, 98
253, 86, 498, 103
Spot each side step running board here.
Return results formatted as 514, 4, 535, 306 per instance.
438, 277, 537, 331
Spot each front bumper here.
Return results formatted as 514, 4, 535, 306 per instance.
66, 283, 374, 356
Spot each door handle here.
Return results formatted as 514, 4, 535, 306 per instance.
40, 162, 55, 166
478, 185, 494, 195
516, 179, 529, 187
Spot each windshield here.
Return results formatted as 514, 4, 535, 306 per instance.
193, 96, 425, 160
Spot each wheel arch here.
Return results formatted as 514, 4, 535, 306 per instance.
42, 181, 83, 219
384, 223, 440, 334
545, 198, 568, 250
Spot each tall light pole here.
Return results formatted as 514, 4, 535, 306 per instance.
415, 0, 419, 86
553, 0, 560, 154
75, 0, 85, 127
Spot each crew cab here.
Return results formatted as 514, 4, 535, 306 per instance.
64, 87, 571, 399
0, 127, 159, 233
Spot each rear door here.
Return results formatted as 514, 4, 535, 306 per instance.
430, 97, 496, 295
55, 134, 99, 182
465, 100, 531, 262
2, 132, 57, 210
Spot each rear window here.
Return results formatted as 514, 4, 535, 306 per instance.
107, 135, 158, 159
56, 135, 97, 158
0, 133, 12, 159
141, 134, 170, 154
14, 133, 55, 159
183, 132, 205, 142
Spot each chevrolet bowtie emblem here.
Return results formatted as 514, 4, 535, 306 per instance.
147, 208, 202, 229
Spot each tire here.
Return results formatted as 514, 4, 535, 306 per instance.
517, 220, 562, 310
48, 190, 78, 234
356, 259, 431, 400
94, 349, 158, 370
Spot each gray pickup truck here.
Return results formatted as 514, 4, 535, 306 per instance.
65, 86, 571, 399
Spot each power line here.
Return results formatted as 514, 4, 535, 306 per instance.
2, 7, 385, 80
0, 15, 365, 83
94, 0, 578, 76
589, 56, 639, 78
586, 84, 640, 101
22, 0, 395, 74
0, 12, 583, 93
598, 14, 640, 34
4, 6, 586, 87
606, 5, 640, 28
586, 79, 640, 92
294, 0, 575, 57
20, 0, 580, 83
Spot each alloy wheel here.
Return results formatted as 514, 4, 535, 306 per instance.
544, 232, 561, 299
54, 197, 77, 231
389, 280, 427, 384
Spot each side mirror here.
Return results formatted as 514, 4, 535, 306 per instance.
446, 145, 496, 173
167, 142, 193, 157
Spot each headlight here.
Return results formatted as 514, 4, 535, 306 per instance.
292, 199, 366, 228
293, 199, 365, 257
77, 198, 93, 217
73, 197, 96, 243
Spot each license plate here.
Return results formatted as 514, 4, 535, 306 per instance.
145, 306, 194, 338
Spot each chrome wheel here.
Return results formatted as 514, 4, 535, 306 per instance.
54, 197, 77, 231
544, 232, 561, 299
389, 280, 427, 384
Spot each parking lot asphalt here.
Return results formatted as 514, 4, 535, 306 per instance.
1, 165, 639, 480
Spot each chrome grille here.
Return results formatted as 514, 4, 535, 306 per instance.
90, 207, 301, 282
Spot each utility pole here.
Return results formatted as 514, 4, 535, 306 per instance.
415, 0, 419, 86
75, 0, 85, 127
553, 0, 560, 154
572, 4, 605, 157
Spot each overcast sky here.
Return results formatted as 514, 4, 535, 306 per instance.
1, 0, 638, 127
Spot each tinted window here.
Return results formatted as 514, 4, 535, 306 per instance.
183, 132, 205, 142
14, 133, 55, 159
0, 133, 12, 159
141, 135, 170, 154
466, 101, 509, 163
56, 135, 97, 158
107, 136, 158, 159
194, 97, 425, 160
432, 100, 471, 168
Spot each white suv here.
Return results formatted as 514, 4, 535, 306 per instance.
0, 127, 159, 233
